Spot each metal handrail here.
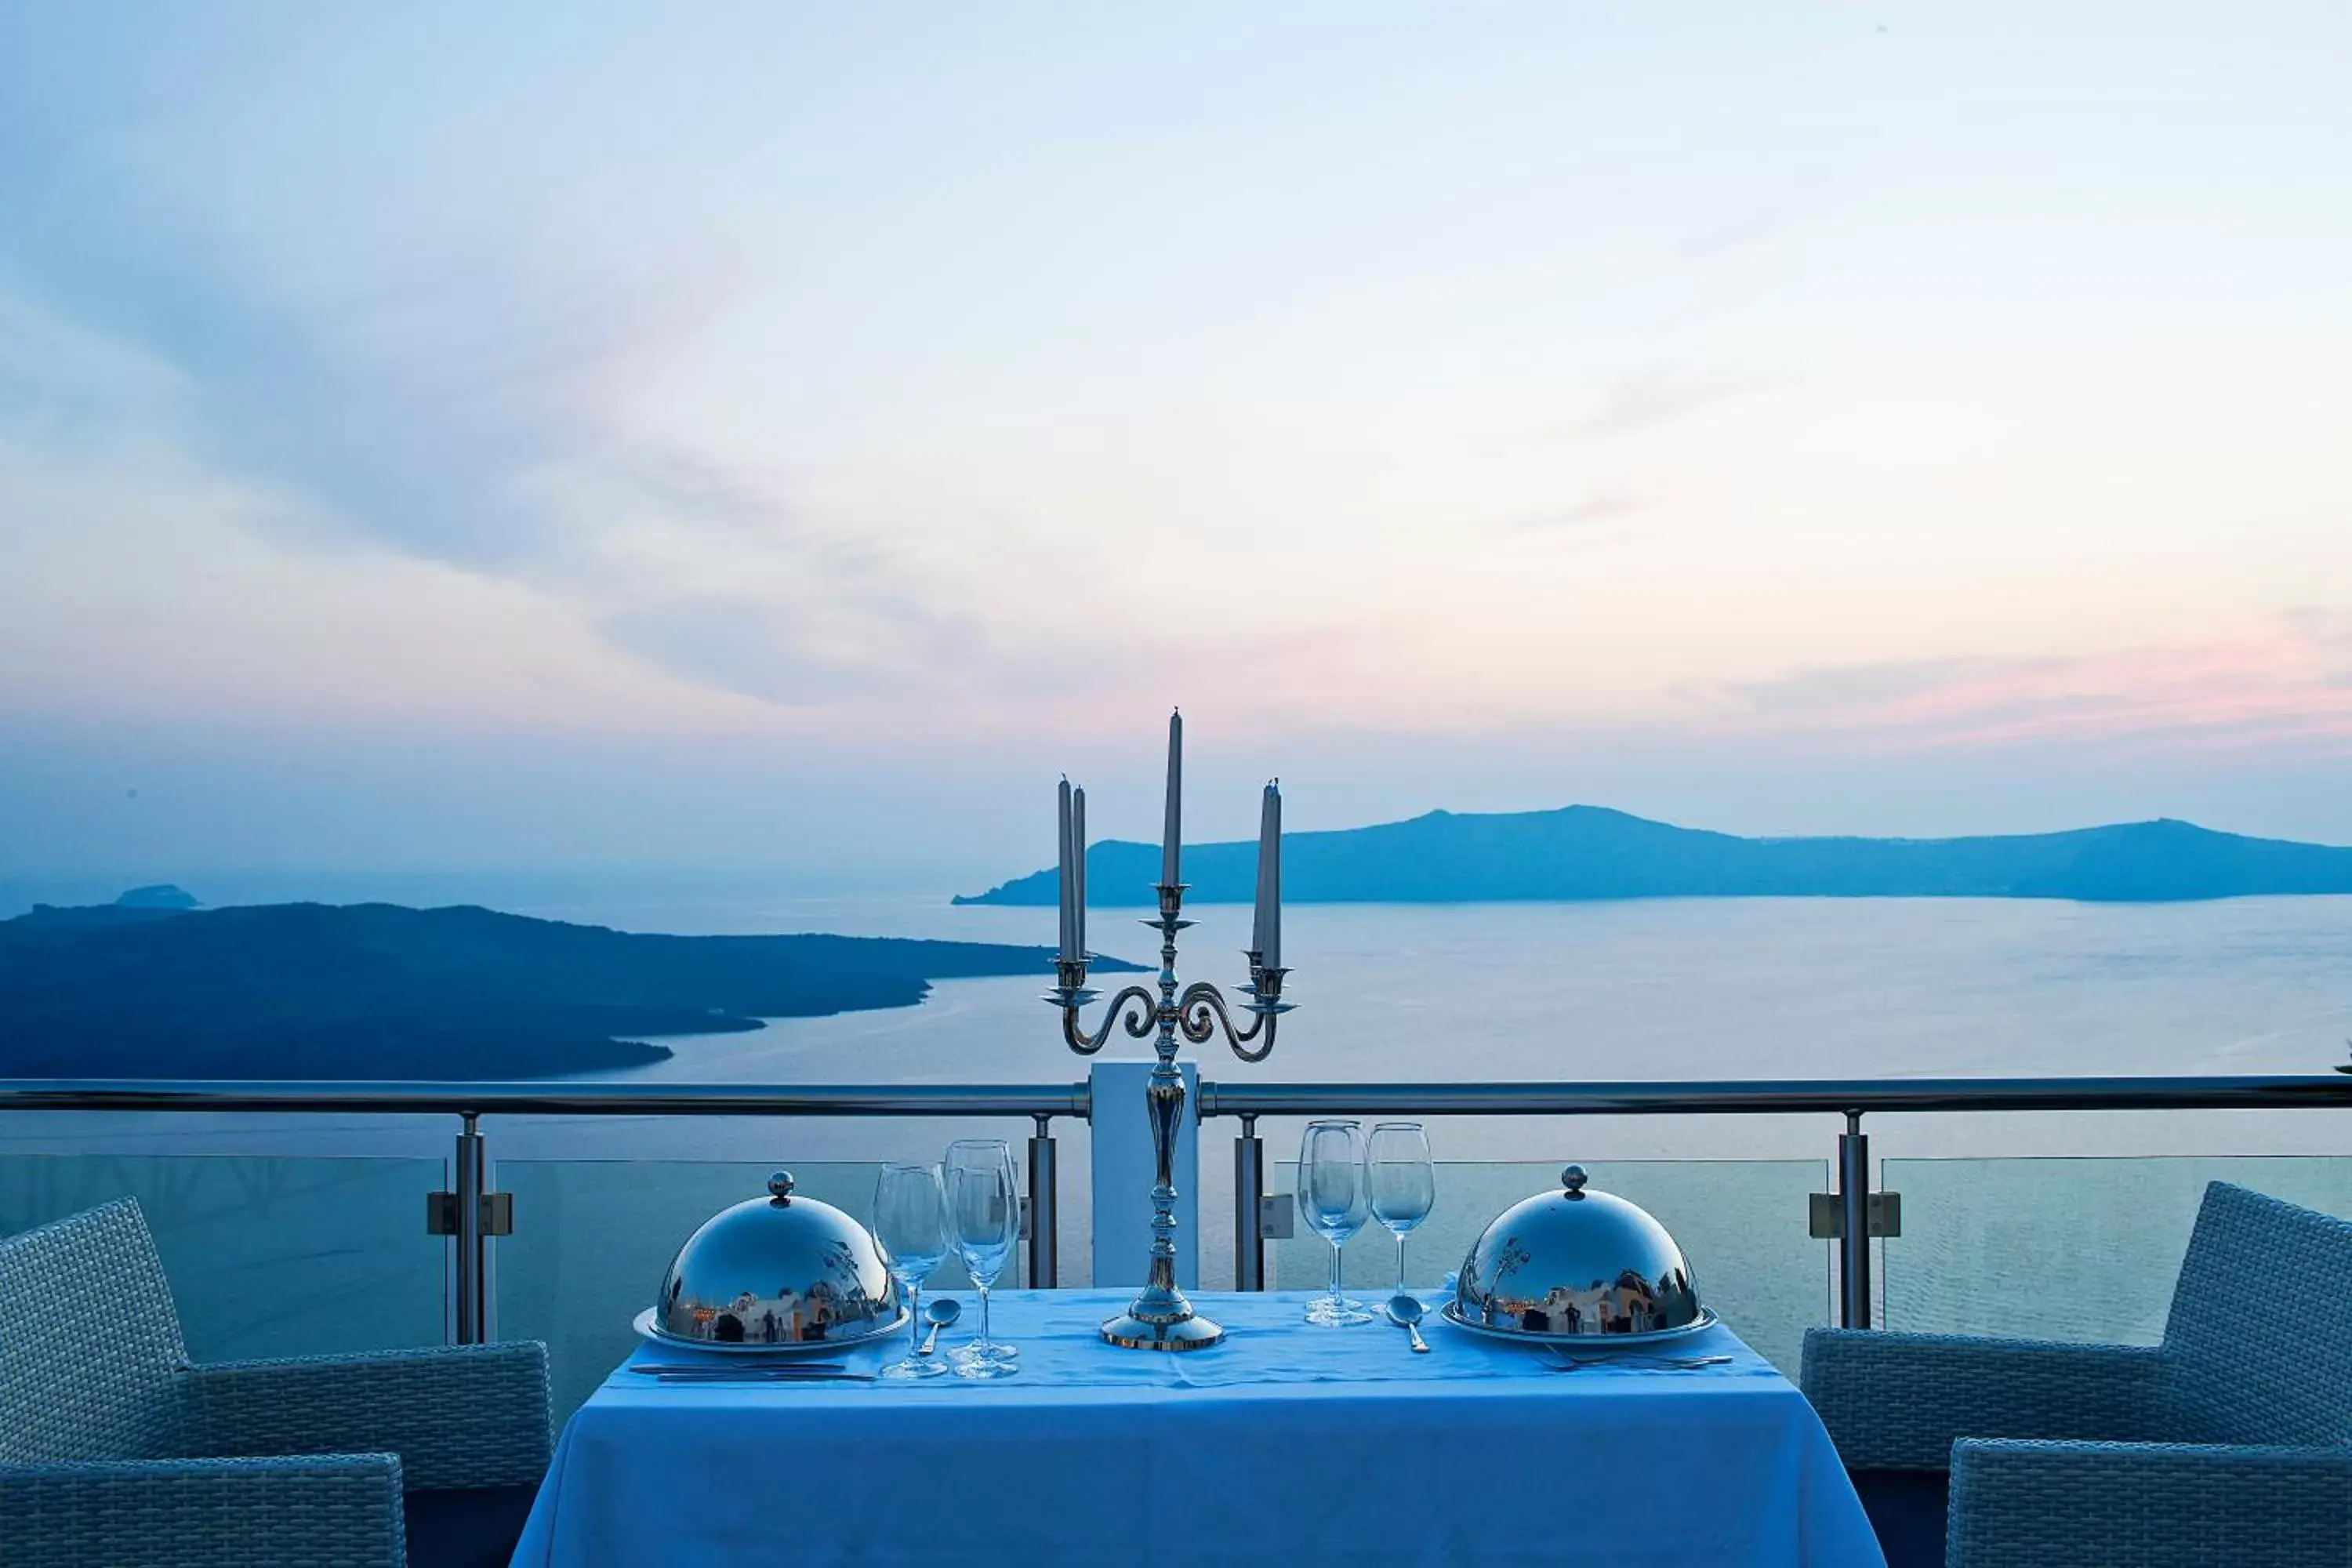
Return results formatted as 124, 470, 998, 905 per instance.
1197, 1075, 2352, 1116
0, 1080, 1090, 1116
7, 1072, 2344, 1119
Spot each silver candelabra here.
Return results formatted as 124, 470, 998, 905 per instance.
1050, 882, 1291, 1350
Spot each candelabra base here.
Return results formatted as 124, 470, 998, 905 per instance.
1100, 1308, 1225, 1352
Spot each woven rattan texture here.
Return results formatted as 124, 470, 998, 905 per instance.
1802, 1180, 2352, 1469
182, 1343, 554, 1489
2162, 1182, 2352, 1446
0, 1197, 188, 1463
0, 1454, 406, 1568
2, 1198, 557, 1564
1802, 1181, 2352, 1566
1802, 1335, 2170, 1468
1947, 1439, 2352, 1568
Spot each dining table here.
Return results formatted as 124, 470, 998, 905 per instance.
510, 1288, 1885, 1567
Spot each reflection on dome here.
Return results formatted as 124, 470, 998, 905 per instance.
652, 1177, 903, 1348
1453, 1167, 1707, 1341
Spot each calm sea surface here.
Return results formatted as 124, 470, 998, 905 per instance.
584, 891, 2352, 1085
12, 893, 2349, 1162
585, 892, 2352, 1163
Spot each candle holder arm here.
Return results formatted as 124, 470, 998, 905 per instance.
1058, 984, 1159, 1056
1177, 980, 1286, 1064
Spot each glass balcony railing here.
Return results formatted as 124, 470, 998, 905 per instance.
0, 1151, 447, 1360
3, 1070, 2349, 1421
1878, 1154, 2352, 1344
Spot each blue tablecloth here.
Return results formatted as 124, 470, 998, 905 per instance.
513, 1290, 1882, 1567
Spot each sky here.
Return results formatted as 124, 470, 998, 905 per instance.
2, 3, 2349, 896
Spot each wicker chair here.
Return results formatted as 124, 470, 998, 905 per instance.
0, 1197, 552, 1568
1802, 1180, 2352, 1568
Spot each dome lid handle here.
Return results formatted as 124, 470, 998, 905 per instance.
768, 1171, 796, 1206
1560, 1164, 1588, 1197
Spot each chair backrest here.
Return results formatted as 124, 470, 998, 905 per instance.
2161, 1180, 2352, 1446
0, 1197, 190, 1463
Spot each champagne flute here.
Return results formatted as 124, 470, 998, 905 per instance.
1367, 1122, 1436, 1307
872, 1162, 949, 1379
1296, 1119, 1374, 1326
943, 1138, 1021, 1377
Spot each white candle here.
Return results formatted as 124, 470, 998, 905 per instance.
1160, 710, 1182, 887
1252, 781, 1276, 959
1072, 785, 1087, 956
1263, 780, 1283, 971
1057, 777, 1075, 963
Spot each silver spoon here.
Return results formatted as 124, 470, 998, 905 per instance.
1385, 1294, 1430, 1352
919, 1297, 961, 1356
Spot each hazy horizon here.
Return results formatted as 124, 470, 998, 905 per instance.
11, 794, 2352, 924
5, 4, 2347, 886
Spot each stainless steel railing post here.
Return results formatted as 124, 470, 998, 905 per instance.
455, 1112, 488, 1345
1235, 1113, 1266, 1290
1026, 1115, 1058, 1288
1837, 1111, 1871, 1329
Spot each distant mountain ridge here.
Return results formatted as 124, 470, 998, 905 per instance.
0, 902, 1142, 1080
115, 883, 200, 909
954, 806, 2352, 906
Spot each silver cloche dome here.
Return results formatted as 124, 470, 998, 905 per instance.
651, 1171, 903, 1348
1449, 1165, 1707, 1341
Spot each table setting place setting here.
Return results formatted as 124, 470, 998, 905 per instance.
521, 1127, 1882, 1568
519, 735, 1883, 1567
630, 1137, 1028, 1384
621, 1117, 1748, 1388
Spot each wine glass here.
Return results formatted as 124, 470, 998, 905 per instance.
1367, 1122, 1436, 1308
1296, 1119, 1374, 1326
943, 1138, 1021, 1378
872, 1162, 949, 1379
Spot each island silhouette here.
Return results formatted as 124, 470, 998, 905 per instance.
955, 805, 2352, 906
0, 901, 1142, 1080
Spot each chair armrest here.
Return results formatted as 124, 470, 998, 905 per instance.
176, 1341, 552, 1490
1949, 1439, 2352, 1568
1801, 1329, 2169, 1469
0, 1454, 406, 1568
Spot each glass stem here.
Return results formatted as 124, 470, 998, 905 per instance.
978, 1282, 993, 1348
1395, 1232, 1407, 1295
907, 1283, 921, 1360
1328, 1236, 1343, 1303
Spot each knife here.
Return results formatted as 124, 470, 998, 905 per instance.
631, 1361, 851, 1375
1544, 1353, 1733, 1372
649, 1373, 880, 1382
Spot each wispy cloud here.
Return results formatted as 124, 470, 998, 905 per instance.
1561, 361, 1787, 443
0, 127, 982, 720
2283, 608, 2352, 689
1679, 209, 1785, 260
1703, 622, 2352, 753
1506, 488, 1649, 534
